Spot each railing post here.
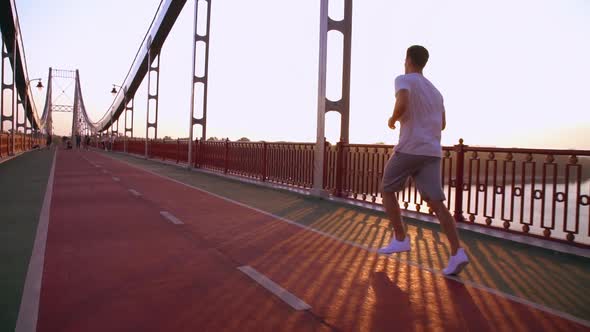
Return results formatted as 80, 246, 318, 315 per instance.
224, 138, 229, 174
453, 138, 466, 222
176, 139, 180, 164
322, 140, 330, 190
194, 139, 200, 168
261, 141, 268, 182
335, 141, 345, 197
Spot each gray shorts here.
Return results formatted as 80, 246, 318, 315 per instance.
381, 151, 445, 201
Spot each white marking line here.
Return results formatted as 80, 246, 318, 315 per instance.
128, 189, 142, 197
238, 265, 311, 311
112, 176, 120, 182
16, 149, 57, 332
83, 157, 97, 168
102, 153, 590, 328
160, 211, 184, 225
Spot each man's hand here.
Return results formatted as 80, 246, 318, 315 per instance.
389, 89, 409, 131
388, 116, 396, 130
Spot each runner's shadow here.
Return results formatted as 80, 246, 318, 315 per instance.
443, 278, 492, 332
369, 271, 419, 332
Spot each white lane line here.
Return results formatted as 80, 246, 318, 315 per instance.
112, 177, 120, 182
128, 189, 141, 197
238, 265, 311, 311
100, 153, 590, 328
16, 149, 57, 332
160, 211, 184, 225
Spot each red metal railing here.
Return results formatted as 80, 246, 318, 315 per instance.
114, 138, 191, 165
226, 141, 265, 179
14, 134, 23, 153
0, 132, 45, 158
323, 141, 590, 247
112, 138, 315, 188
177, 140, 189, 164
324, 143, 456, 213
150, 140, 174, 161
112, 138, 145, 156
0, 133, 9, 157
127, 139, 145, 155
108, 137, 589, 247
264, 142, 314, 188
195, 140, 314, 187
460, 145, 590, 246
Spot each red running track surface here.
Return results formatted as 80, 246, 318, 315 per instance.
37, 150, 589, 332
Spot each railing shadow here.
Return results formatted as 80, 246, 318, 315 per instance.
252, 194, 590, 327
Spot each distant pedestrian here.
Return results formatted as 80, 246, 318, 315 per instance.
46, 134, 52, 150
85, 135, 91, 150
76, 134, 81, 149
378, 45, 469, 275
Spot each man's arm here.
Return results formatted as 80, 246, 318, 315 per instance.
388, 89, 409, 129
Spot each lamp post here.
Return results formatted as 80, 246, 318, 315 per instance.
109, 84, 121, 135
110, 85, 120, 96
23, 78, 44, 148
110, 84, 126, 152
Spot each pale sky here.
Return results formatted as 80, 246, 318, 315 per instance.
14, 0, 590, 149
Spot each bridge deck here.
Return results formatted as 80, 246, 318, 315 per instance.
1, 148, 589, 331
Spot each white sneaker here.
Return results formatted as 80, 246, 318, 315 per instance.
443, 248, 469, 276
377, 236, 411, 254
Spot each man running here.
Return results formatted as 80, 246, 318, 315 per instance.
46, 134, 52, 150
378, 45, 469, 275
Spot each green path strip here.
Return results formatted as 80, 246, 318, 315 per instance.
0, 149, 54, 332
106, 152, 590, 321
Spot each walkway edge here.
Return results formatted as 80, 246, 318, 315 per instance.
15, 150, 56, 332
0, 149, 40, 165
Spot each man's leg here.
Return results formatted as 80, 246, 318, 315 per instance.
428, 200, 460, 255
415, 157, 469, 274
432, 198, 468, 275
382, 191, 406, 241
378, 153, 416, 254
378, 190, 411, 254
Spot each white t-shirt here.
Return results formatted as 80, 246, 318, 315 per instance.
394, 73, 444, 157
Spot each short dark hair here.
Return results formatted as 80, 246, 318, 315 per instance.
406, 45, 429, 69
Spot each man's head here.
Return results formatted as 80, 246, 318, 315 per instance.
405, 45, 429, 74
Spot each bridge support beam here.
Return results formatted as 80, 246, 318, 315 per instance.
70, 70, 80, 145
112, 113, 119, 137
1, 32, 17, 155
45, 68, 53, 137
145, 37, 161, 159
124, 93, 134, 153
312, 0, 353, 197
188, 0, 212, 168
16, 97, 25, 138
